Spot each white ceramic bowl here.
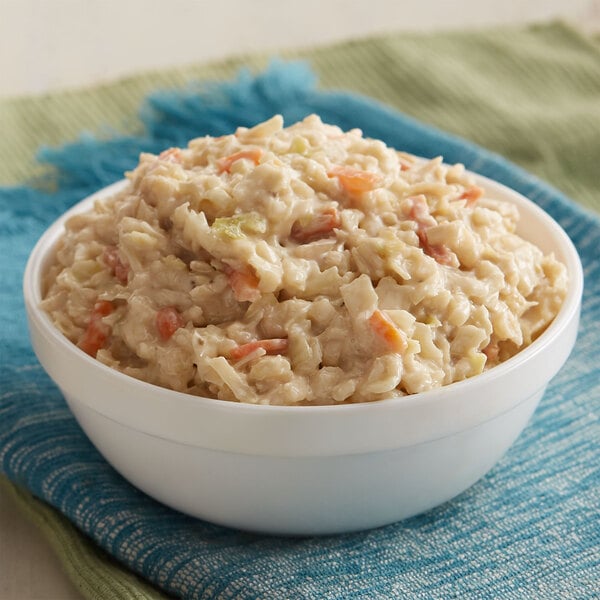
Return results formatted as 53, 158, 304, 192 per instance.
24, 175, 583, 536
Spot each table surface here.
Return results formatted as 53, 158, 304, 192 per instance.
2, 1, 599, 598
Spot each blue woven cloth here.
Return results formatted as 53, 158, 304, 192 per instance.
1, 64, 599, 599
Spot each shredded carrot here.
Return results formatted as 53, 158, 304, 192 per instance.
93, 300, 114, 317
103, 246, 129, 284
216, 148, 263, 174
227, 269, 261, 302
78, 301, 114, 356
406, 197, 454, 265
229, 338, 288, 361
158, 148, 182, 164
78, 313, 111, 357
408, 195, 435, 228
156, 306, 185, 341
79, 321, 110, 357
290, 207, 341, 243
369, 309, 406, 353
417, 229, 455, 266
327, 165, 379, 197
398, 157, 412, 171
460, 185, 484, 207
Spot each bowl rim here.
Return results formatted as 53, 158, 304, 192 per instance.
23, 173, 583, 421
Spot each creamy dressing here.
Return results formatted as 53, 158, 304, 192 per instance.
42, 115, 567, 405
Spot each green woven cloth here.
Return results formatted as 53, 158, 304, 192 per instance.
2, 21, 599, 600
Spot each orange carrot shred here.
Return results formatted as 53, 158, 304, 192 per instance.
158, 148, 183, 164
93, 300, 114, 317
369, 309, 406, 353
216, 149, 263, 174
103, 246, 129, 284
460, 185, 484, 207
408, 196, 435, 228
227, 269, 261, 302
327, 165, 379, 197
229, 339, 288, 361
79, 320, 110, 357
417, 229, 455, 266
290, 207, 341, 243
398, 157, 412, 171
79, 302, 114, 357
156, 306, 185, 341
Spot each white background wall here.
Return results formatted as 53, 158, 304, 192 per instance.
1, 0, 599, 98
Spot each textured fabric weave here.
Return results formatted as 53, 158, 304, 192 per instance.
1, 24, 599, 600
